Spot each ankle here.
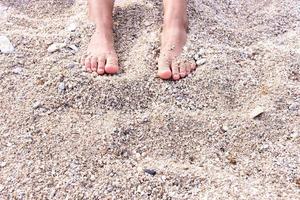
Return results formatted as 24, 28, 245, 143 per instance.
93, 26, 114, 47
163, 19, 188, 34
95, 21, 113, 31
163, 16, 188, 31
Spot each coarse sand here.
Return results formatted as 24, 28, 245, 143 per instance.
0, 0, 299, 199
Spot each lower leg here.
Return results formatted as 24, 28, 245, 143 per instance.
88, 0, 114, 30
163, 0, 188, 31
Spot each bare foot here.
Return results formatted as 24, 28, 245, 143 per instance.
81, 29, 119, 75
157, 24, 196, 81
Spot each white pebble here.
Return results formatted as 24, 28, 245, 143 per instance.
0, 161, 6, 168
197, 49, 205, 55
66, 22, 77, 32
47, 43, 66, 53
144, 21, 152, 26
196, 58, 206, 66
0, 35, 14, 54
290, 131, 299, 139
289, 102, 299, 111
58, 82, 65, 92
221, 124, 229, 132
69, 45, 78, 52
32, 101, 41, 109
12, 67, 23, 74
0, 5, 8, 15
249, 106, 265, 119
194, 54, 200, 60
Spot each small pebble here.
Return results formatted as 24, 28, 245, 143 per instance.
144, 169, 157, 176
0, 4, 8, 15
90, 175, 96, 181
144, 21, 152, 26
47, 43, 66, 53
0, 162, 6, 168
12, 67, 23, 74
249, 106, 265, 119
32, 101, 41, 109
289, 102, 299, 111
66, 22, 77, 32
69, 45, 78, 52
221, 124, 229, 132
92, 72, 98, 77
260, 143, 269, 151
58, 82, 66, 93
290, 131, 299, 139
194, 54, 201, 60
0, 35, 14, 54
197, 49, 205, 55
196, 58, 206, 66
67, 63, 75, 69
227, 156, 237, 165
141, 114, 150, 123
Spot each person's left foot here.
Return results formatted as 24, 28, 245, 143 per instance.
157, 23, 196, 80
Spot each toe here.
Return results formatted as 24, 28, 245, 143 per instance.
158, 68, 172, 80
179, 63, 187, 78
185, 62, 192, 74
90, 56, 98, 72
171, 61, 180, 80
97, 57, 105, 75
105, 53, 119, 74
158, 58, 172, 80
85, 56, 92, 72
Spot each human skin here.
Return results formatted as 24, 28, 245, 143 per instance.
81, 0, 196, 80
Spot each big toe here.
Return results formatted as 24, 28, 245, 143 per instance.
158, 69, 172, 80
105, 65, 119, 74
158, 59, 172, 80
105, 54, 119, 74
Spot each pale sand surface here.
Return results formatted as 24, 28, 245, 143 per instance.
0, 0, 299, 199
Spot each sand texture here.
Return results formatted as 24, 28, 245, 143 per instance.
0, 0, 299, 199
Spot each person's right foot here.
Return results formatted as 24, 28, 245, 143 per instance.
81, 29, 119, 75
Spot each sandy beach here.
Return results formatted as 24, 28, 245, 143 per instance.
0, 0, 299, 199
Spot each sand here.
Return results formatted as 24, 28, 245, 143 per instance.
0, 0, 299, 199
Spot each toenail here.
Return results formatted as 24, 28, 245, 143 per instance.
98, 69, 104, 74
173, 75, 180, 80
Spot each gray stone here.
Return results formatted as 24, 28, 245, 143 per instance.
67, 63, 75, 69
144, 168, 157, 176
